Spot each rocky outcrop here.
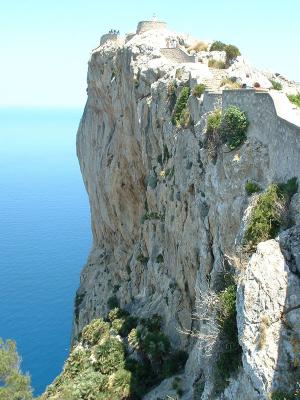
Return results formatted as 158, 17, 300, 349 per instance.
73, 23, 300, 399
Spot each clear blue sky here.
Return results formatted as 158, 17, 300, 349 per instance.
1, 0, 299, 107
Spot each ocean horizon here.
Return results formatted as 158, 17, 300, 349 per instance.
0, 107, 91, 395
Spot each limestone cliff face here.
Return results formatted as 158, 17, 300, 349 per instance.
74, 25, 300, 399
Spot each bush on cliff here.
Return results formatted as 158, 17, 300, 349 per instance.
287, 93, 300, 107
205, 109, 222, 160
245, 181, 262, 195
192, 83, 206, 97
210, 41, 227, 51
244, 178, 298, 248
270, 79, 283, 90
219, 106, 249, 149
214, 283, 242, 394
205, 106, 249, 159
171, 86, 190, 127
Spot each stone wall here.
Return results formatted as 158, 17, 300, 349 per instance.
221, 89, 300, 181
136, 20, 167, 34
160, 47, 196, 63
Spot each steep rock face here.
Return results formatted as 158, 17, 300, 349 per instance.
74, 26, 300, 399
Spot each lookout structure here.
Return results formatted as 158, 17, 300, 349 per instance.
136, 20, 167, 34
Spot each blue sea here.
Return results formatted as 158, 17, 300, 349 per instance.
0, 108, 91, 396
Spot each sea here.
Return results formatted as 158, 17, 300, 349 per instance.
0, 107, 91, 396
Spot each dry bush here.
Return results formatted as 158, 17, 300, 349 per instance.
188, 41, 208, 53
257, 315, 270, 350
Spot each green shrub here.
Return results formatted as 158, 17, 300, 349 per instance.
215, 283, 242, 393
244, 178, 298, 248
206, 109, 222, 134
205, 106, 248, 158
128, 328, 140, 350
141, 211, 164, 224
107, 295, 119, 310
219, 106, 249, 149
210, 41, 227, 51
245, 181, 262, 195
287, 93, 300, 107
143, 331, 171, 360
74, 291, 85, 322
94, 337, 125, 374
271, 390, 300, 400
225, 44, 241, 65
244, 184, 283, 248
277, 177, 298, 199
162, 350, 188, 377
208, 59, 226, 69
81, 319, 110, 345
111, 315, 138, 338
156, 254, 164, 263
179, 108, 191, 128
167, 81, 177, 113
172, 87, 191, 126
205, 109, 222, 160
172, 376, 184, 396
108, 307, 128, 322
143, 314, 162, 331
107, 369, 132, 398
136, 253, 149, 264
210, 41, 240, 66
192, 84, 206, 97
63, 348, 91, 379
270, 79, 283, 90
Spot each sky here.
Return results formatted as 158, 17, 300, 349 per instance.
0, 0, 299, 107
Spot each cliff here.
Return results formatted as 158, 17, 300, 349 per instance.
44, 22, 300, 400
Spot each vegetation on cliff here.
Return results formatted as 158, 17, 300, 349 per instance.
244, 178, 298, 248
205, 105, 249, 159
42, 311, 187, 400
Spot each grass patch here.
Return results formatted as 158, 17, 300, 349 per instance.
192, 84, 206, 97
220, 78, 240, 89
141, 211, 164, 224
245, 181, 262, 195
287, 93, 300, 107
208, 59, 226, 69
171, 87, 191, 127
270, 79, 283, 90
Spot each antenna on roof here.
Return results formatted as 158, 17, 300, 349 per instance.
152, 13, 158, 21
